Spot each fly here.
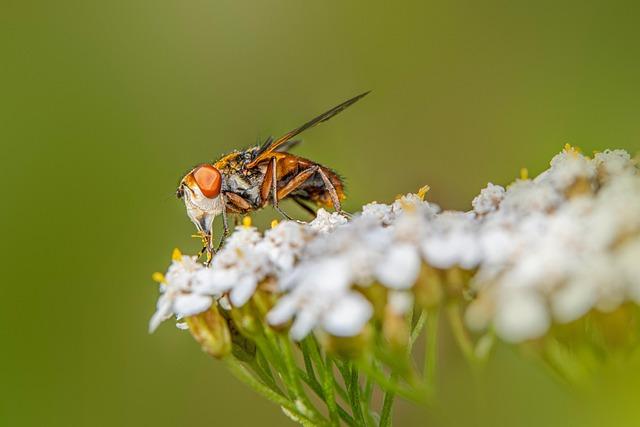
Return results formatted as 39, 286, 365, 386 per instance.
176, 91, 370, 262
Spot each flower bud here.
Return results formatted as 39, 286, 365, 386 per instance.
444, 267, 472, 299
252, 285, 278, 317
382, 305, 410, 354
226, 315, 257, 363
186, 305, 232, 359
414, 265, 443, 309
591, 304, 638, 350
319, 325, 373, 359
229, 301, 260, 337
356, 284, 387, 321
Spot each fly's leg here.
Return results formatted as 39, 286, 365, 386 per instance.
276, 165, 319, 199
315, 168, 348, 217
292, 196, 317, 218
214, 197, 231, 252
215, 191, 254, 251
269, 157, 293, 220
277, 166, 349, 218
196, 232, 213, 267
225, 191, 253, 211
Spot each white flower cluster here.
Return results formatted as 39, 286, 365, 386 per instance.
467, 148, 640, 342
149, 254, 214, 333
150, 147, 640, 345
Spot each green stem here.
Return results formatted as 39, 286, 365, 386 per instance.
300, 340, 318, 384
256, 350, 276, 383
252, 333, 292, 399
363, 375, 374, 414
357, 360, 429, 404
225, 357, 315, 425
348, 364, 367, 427
446, 302, 476, 365
410, 311, 427, 347
379, 381, 396, 427
248, 357, 282, 393
254, 333, 287, 376
298, 369, 356, 426
424, 308, 440, 390
278, 334, 326, 423
320, 356, 341, 426
306, 336, 349, 402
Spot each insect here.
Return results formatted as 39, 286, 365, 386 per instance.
177, 91, 370, 261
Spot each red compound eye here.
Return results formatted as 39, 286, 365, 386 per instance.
193, 164, 221, 198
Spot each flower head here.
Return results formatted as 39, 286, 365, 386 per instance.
207, 224, 270, 307
149, 251, 214, 332
267, 257, 373, 340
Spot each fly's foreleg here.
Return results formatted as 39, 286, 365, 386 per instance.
214, 197, 231, 252
216, 191, 255, 251
198, 232, 214, 267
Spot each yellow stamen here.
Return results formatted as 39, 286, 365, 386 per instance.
417, 184, 430, 201
399, 199, 416, 213
242, 216, 252, 228
520, 167, 529, 180
152, 272, 165, 283
172, 248, 183, 262
270, 219, 279, 229
564, 143, 581, 156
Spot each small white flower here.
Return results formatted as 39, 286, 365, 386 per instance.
361, 202, 395, 225
224, 224, 263, 248
494, 290, 550, 343
550, 279, 597, 324
208, 227, 270, 307
374, 243, 421, 289
543, 148, 596, 191
149, 255, 213, 333
420, 212, 483, 270
477, 222, 517, 271
258, 221, 310, 273
268, 257, 373, 340
472, 183, 505, 215
391, 193, 437, 214
308, 208, 348, 234
501, 180, 563, 216
593, 149, 635, 181
387, 291, 414, 315
321, 292, 373, 337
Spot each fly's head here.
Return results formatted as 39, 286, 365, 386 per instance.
177, 164, 224, 235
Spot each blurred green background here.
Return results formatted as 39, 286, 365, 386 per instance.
2, 0, 640, 426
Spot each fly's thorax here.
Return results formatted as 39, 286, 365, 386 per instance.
221, 166, 265, 207
214, 147, 260, 173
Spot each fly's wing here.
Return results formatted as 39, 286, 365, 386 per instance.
247, 91, 369, 167
256, 137, 301, 154
275, 139, 302, 152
